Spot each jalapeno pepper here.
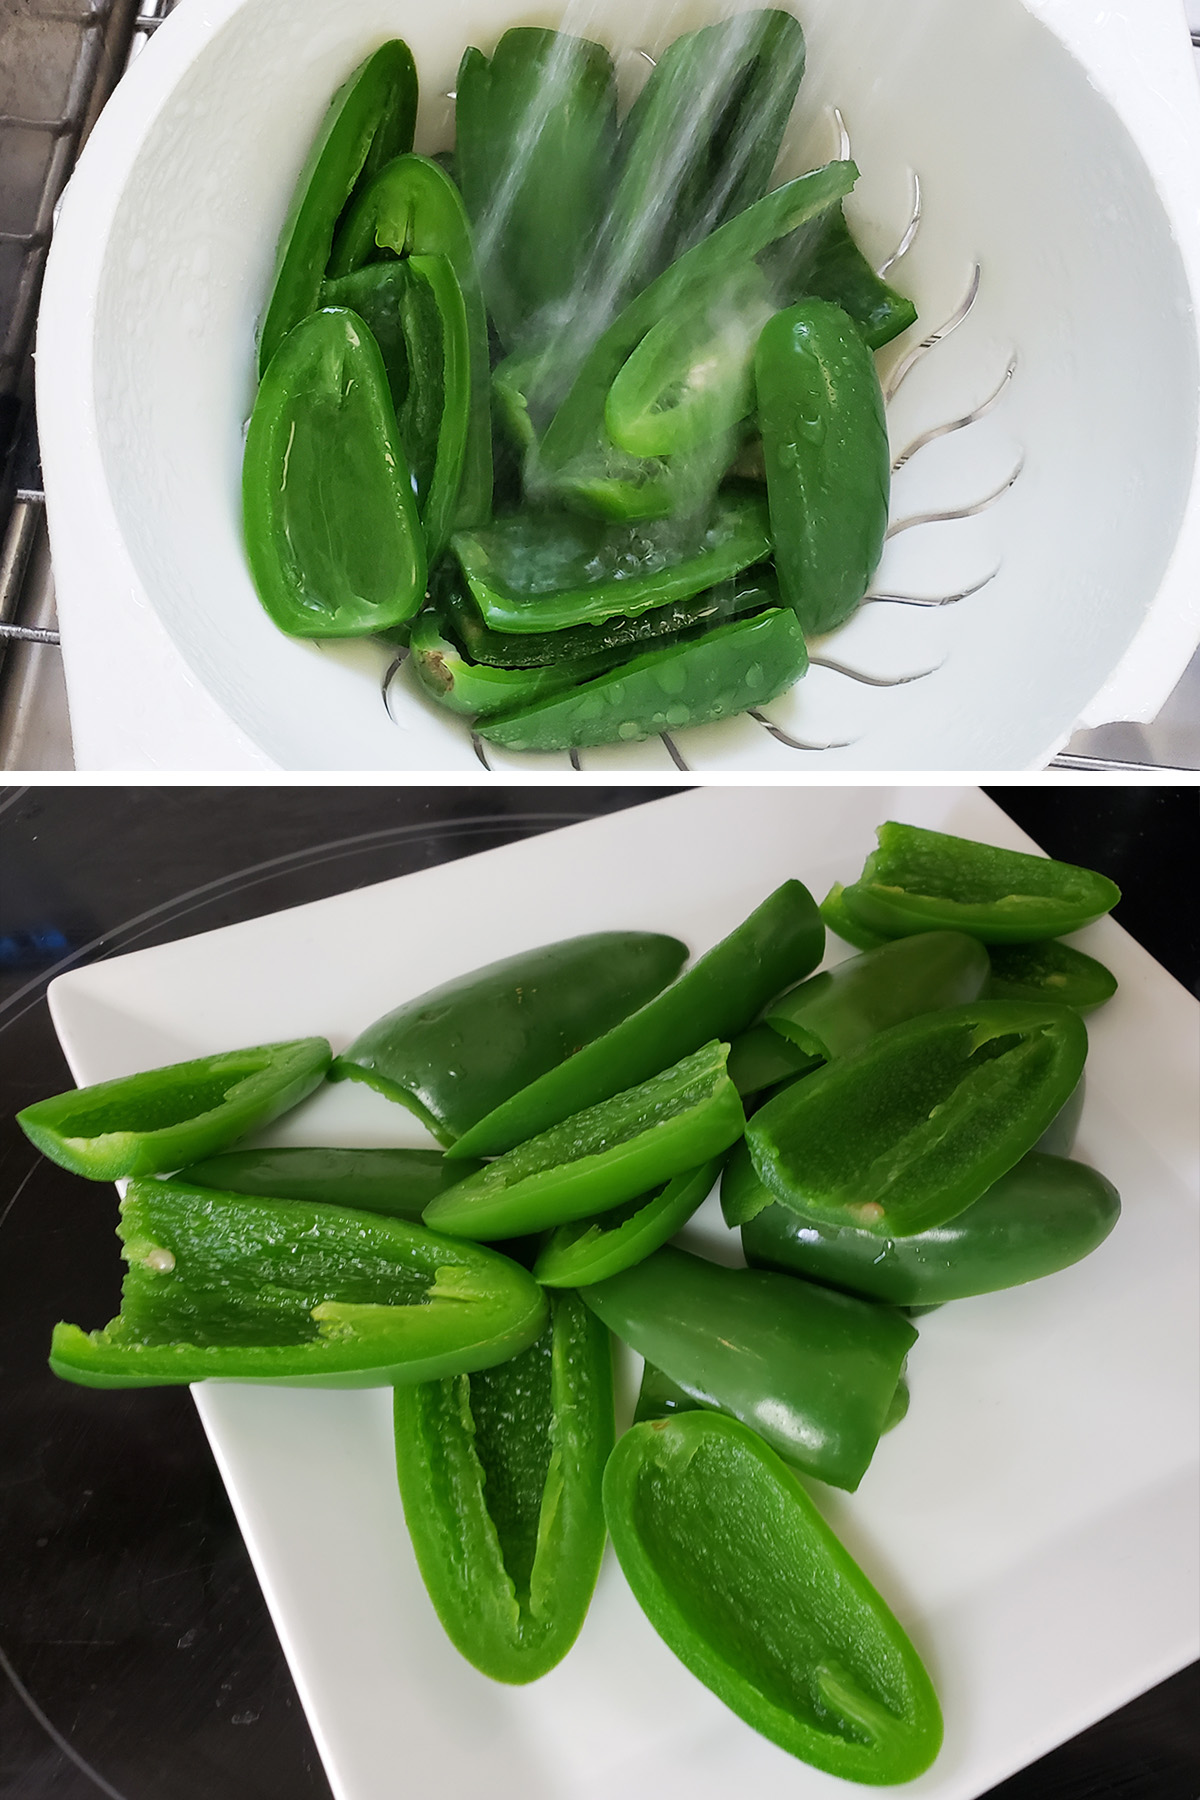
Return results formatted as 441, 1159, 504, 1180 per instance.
839, 822, 1123, 944
601, 11, 807, 299
603, 1413, 943, 1781
984, 939, 1118, 1010
328, 153, 492, 527
424, 1041, 745, 1241
756, 297, 890, 635
477, 607, 809, 753
434, 555, 777, 668
725, 1025, 821, 1099
533, 1159, 722, 1288
766, 204, 918, 350
531, 160, 857, 518
604, 264, 776, 458
49, 1180, 547, 1389
408, 606, 617, 720
17, 1038, 330, 1180
393, 1289, 612, 1682
243, 308, 426, 638
747, 1000, 1090, 1237
448, 880, 823, 1160
322, 254, 470, 561
330, 930, 687, 1146
257, 40, 418, 376
634, 1358, 911, 1435
176, 1146, 482, 1218
764, 930, 990, 1060
454, 29, 618, 351
580, 1243, 914, 1491
819, 880, 890, 950
451, 492, 771, 635
742, 1150, 1120, 1307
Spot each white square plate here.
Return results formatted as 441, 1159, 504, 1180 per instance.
44, 789, 1200, 1799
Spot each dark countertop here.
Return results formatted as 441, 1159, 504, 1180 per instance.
1, 785, 1196, 1800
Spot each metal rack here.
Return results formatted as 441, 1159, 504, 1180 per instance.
0, 0, 1196, 771
0, 0, 178, 766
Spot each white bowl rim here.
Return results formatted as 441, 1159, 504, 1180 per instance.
34, 0, 1200, 771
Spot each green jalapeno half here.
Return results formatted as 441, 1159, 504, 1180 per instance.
49, 1180, 547, 1389
839, 822, 1122, 944
243, 308, 426, 638
394, 1289, 612, 1682
18, 1038, 330, 1180
747, 999, 1090, 1237
603, 1413, 943, 1781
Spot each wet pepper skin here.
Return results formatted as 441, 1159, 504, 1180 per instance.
243, 308, 426, 638
756, 298, 890, 636
393, 1290, 612, 1682
257, 41, 418, 375
604, 1413, 943, 1782
329, 152, 493, 528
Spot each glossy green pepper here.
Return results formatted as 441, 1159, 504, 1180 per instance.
434, 554, 778, 668
329, 931, 687, 1146
726, 1074, 1085, 1226
756, 297, 890, 634
328, 152, 492, 528
49, 1180, 547, 1389
243, 308, 426, 638
581, 1244, 915, 1490
604, 264, 776, 458
984, 939, 1118, 1010
477, 608, 809, 753
741, 1150, 1120, 1306
17, 1038, 330, 1180
634, 1356, 912, 1434
454, 29, 618, 350
725, 1024, 821, 1098
176, 1146, 482, 1218
533, 1159, 722, 1287
600, 11, 807, 300
747, 1000, 1090, 1237
603, 1413, 943, 1781
424, 1041, 745, 1241
531, 160, 857, 518
408, 606, 617, 719
819, 880, 891, 950
839, 822, 1123, 944
393, 1289, 612, 1682
764, 930, 990, 1059
449, 880, 823, 1160
322, 254, 469, 561
257, 41, 418, 375
766, 204, 918, 350
451, 492, 771, 635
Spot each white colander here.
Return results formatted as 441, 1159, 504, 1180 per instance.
35, 0, 1200, 771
